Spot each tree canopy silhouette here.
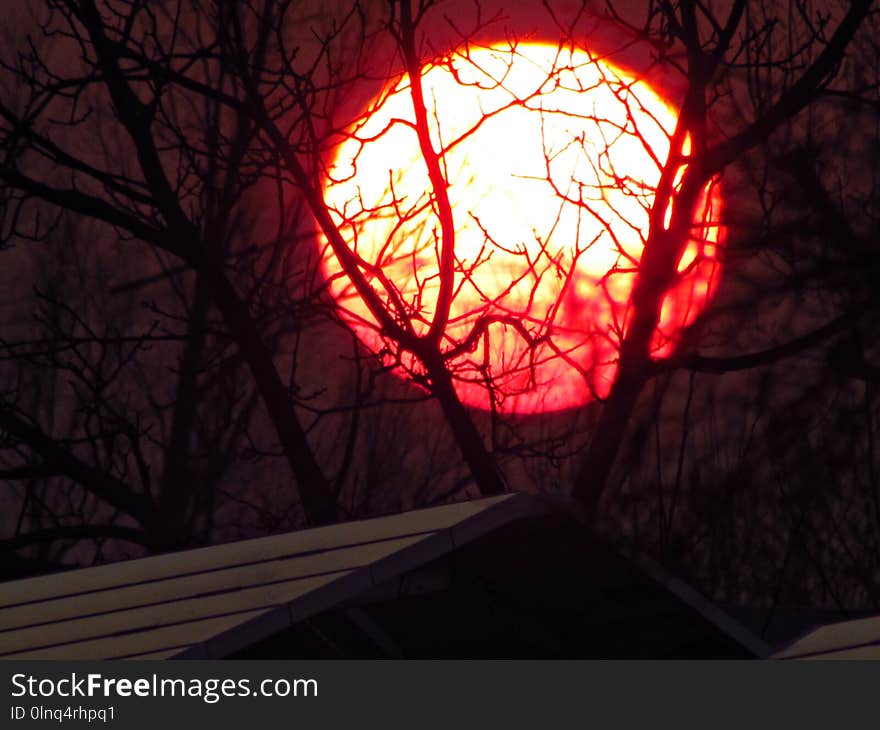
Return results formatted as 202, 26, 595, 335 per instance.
1, 0, 878, 612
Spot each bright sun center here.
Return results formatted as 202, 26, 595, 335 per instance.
321, 42, 720, 414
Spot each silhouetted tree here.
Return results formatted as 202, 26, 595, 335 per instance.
1, 0, 878, 621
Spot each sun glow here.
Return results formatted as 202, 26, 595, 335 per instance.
321, 42, 721, 414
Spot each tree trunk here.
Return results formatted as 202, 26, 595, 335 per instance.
421, 349, 506, 497
203, 268, 338, 525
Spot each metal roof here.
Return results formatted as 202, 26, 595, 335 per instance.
0, 493, 538, 660
0, 492, 774, 660
773, 615, 880, 660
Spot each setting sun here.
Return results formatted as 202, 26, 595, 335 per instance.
321, 42, 721, 414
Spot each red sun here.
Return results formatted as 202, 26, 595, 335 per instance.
321, 42, 721, 414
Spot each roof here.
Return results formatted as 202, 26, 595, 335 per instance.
230, 507, 770, 659
0, 492, 770, 659
773, 615, 880, 659
723, 605, 875, 648
0, 494, 536, 659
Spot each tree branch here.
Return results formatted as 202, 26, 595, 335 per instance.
664, 308, 867, 374
0, 403, 159, 530
705, 0, 874, 172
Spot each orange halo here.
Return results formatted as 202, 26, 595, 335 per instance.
320, 42, 721, 414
